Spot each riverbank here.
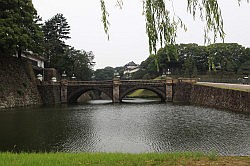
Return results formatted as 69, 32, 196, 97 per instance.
0, 152, 249, 166
197, 82, 250, 92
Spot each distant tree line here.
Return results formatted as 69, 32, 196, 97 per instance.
0, 0, 94, 80
93, 43, 250, 80
132, 43, 250, 79
94, 43, 250, 80
93, 66, 124, 81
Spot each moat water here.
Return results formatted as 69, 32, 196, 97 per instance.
0, 99, 249, 155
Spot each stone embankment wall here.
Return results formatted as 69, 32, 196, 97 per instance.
37, 84, 61, 105
190, 84, 250, 112
173, 83, 193, 104
173, 83, 250, 112
0, 56, 42, 109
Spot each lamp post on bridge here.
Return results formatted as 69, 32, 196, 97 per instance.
161, 70, 166, 79
166, 68, 171, 77
165, 68, 173, 102
61, 71, 68, 103
162, 68, 171, 80
113, 70, 121, 103
61, 71, 67, 79
37, 74, 43, 81
91, 74, 95, 81
113, 70, 120, 80
71, 74, 76, 80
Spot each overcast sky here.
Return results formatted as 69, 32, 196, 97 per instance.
32, 0, 250, 69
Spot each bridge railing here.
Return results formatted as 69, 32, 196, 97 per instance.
67, 80, 113, 85
177, 78, 198, 83
37, 81, 61, 86
122, 79, 170, 83
37, 78, 197, 86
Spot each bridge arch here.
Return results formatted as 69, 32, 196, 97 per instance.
119, 86, 166, 102
68, 87, 112, 103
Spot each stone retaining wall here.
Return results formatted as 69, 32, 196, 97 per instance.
0, 56, 42, 109
37, 84, 61, 105
173, 82, 250, 112
173, 82, 193, 104
190, 84, 250, 112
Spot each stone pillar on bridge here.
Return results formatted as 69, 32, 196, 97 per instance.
113, 78, 121, 103
165, 78, 173, 102
60, 79, 68, 103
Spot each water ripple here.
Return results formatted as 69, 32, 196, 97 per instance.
0, 100, 249, 155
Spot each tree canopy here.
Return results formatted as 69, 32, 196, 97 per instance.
0, 0, 44, 57
42, 13, 94, 80
100, 0, 249, 53
132, 43, 250, 79
42, 13, 71, 67
0, 1, 95, 80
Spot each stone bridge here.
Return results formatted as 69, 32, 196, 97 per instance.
37, 78, 197, 104
60, 79, 175, 103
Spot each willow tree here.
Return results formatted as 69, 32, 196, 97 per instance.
100, 0, 248, 55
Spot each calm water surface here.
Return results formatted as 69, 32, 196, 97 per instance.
0, 99, 249, 155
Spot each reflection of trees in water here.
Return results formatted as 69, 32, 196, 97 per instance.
0, 106, 95, 152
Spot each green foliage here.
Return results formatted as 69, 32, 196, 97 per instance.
40, 14, 94, 81
143, 0, 179, 53
133, 43, 250, 79
100, 0, 110, 40
183, 56, 196, 77
94, 66, 115, 80
42, 13, 71, 67
207, 43, 246, 74
132, 69, 148, 79
238, 60, 250, 75
43, 13, 70, 42
208, 151, 218, 161
94, 66, 124, 80
135, 54, 158, 79
177, 44, 208, 74
158, 45, 180, 74
127, 89, 158, 98
65, 47, 95, 80
99, 1, 249, 54
0, 0, 44, 56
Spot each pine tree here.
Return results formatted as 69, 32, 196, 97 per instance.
42, 13, 70, 67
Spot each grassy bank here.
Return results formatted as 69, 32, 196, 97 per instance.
197, 82, 250, 92
0, 152, 249, 166
127, 89, 158, 98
